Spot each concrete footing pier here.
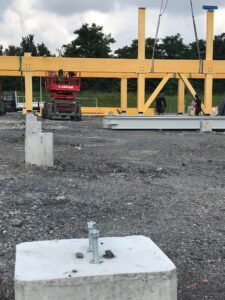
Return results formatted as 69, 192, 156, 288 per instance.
25, 113, 54, 167
15, 236, 177, 300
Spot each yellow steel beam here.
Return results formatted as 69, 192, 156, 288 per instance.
144, 73, 172, 111
2, 55, 225, 75
121, 78, 128, 112
21, 56, 148, 73
0, 56, 19, 71
81, 72, 156, 78
81, 107, 154, 116
81, 71, 225, 79
3, 70, 225, 79
24, 58, 200, 74
138, 7, 146, 60
178, 79, 185, 114
152, 60, 200, 74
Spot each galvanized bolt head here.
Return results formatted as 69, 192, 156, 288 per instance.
87, 221, 96, 229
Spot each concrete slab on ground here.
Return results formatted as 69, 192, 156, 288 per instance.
15, 236, 177, 300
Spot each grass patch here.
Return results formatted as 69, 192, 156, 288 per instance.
17, 90, 224, 113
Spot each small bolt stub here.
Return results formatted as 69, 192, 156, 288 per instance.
90, 229, 102, 264
87, 221, 96, 252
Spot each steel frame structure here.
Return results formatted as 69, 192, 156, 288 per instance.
0, 7, 221, 115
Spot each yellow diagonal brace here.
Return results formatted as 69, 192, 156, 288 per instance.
144, 73, 172, 111
178, 73, 196, 98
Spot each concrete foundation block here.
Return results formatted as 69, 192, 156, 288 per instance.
25, 132, 54, 167
25, 113, 42, 135
200, 120, 213, 132
15, 236, 177, 300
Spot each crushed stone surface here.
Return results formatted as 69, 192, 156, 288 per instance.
0, 113, 225, 299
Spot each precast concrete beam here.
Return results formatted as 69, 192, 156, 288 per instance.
103, 115, 225, 130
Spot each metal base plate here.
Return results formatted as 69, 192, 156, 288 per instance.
103, 115, 225, 130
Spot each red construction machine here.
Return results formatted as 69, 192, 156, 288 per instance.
42, 70, 82, 120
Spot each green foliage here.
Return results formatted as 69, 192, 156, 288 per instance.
214, 33, 225, 60
159, 34, 188, 58
186, 39, 206, 59
62, 23, 116, 91
1, 35, 51, 57
63, 23, 115, 58
0, 35, 52, 91
115, 40, 138, 58
37, 43, 51, 56
4, 45, 21, 56
20, 35, 37, 56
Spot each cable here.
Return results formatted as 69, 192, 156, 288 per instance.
189, 0, 201, 61
150, 0, 169, 72
161, 0, 169, 16
151, 0, 201, 73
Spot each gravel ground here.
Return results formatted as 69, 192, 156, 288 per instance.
0, 113, 225, 300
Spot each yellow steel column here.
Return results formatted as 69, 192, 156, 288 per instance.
177, 79, 185, 114
24, 72, 33, 112
204, 7, 216, 114
138, 7, 146, 60
121, 78, 128, 113
137, 7, 146, 113
138, 74, 145, 113
23, 53, 33, 112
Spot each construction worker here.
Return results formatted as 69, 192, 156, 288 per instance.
155, 93, 167, 115
194, 94, 202, 116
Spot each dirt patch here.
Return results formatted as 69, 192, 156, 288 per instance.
0, 114, 225, 299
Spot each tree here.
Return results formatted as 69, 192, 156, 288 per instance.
186, 39, 206, 59
4, 45, 21, 56
214, 33, 225, 60
20, 34, 37, 56
0, 45, 3, 56
159, 34, 188, 59
115, 39, 138, 58
37, 43, 51, 56
63, 23, 115, 58
3, 37, 51, 57
62, 23, 116, 91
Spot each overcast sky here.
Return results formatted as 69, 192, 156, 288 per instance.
0, 0, 225, 54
